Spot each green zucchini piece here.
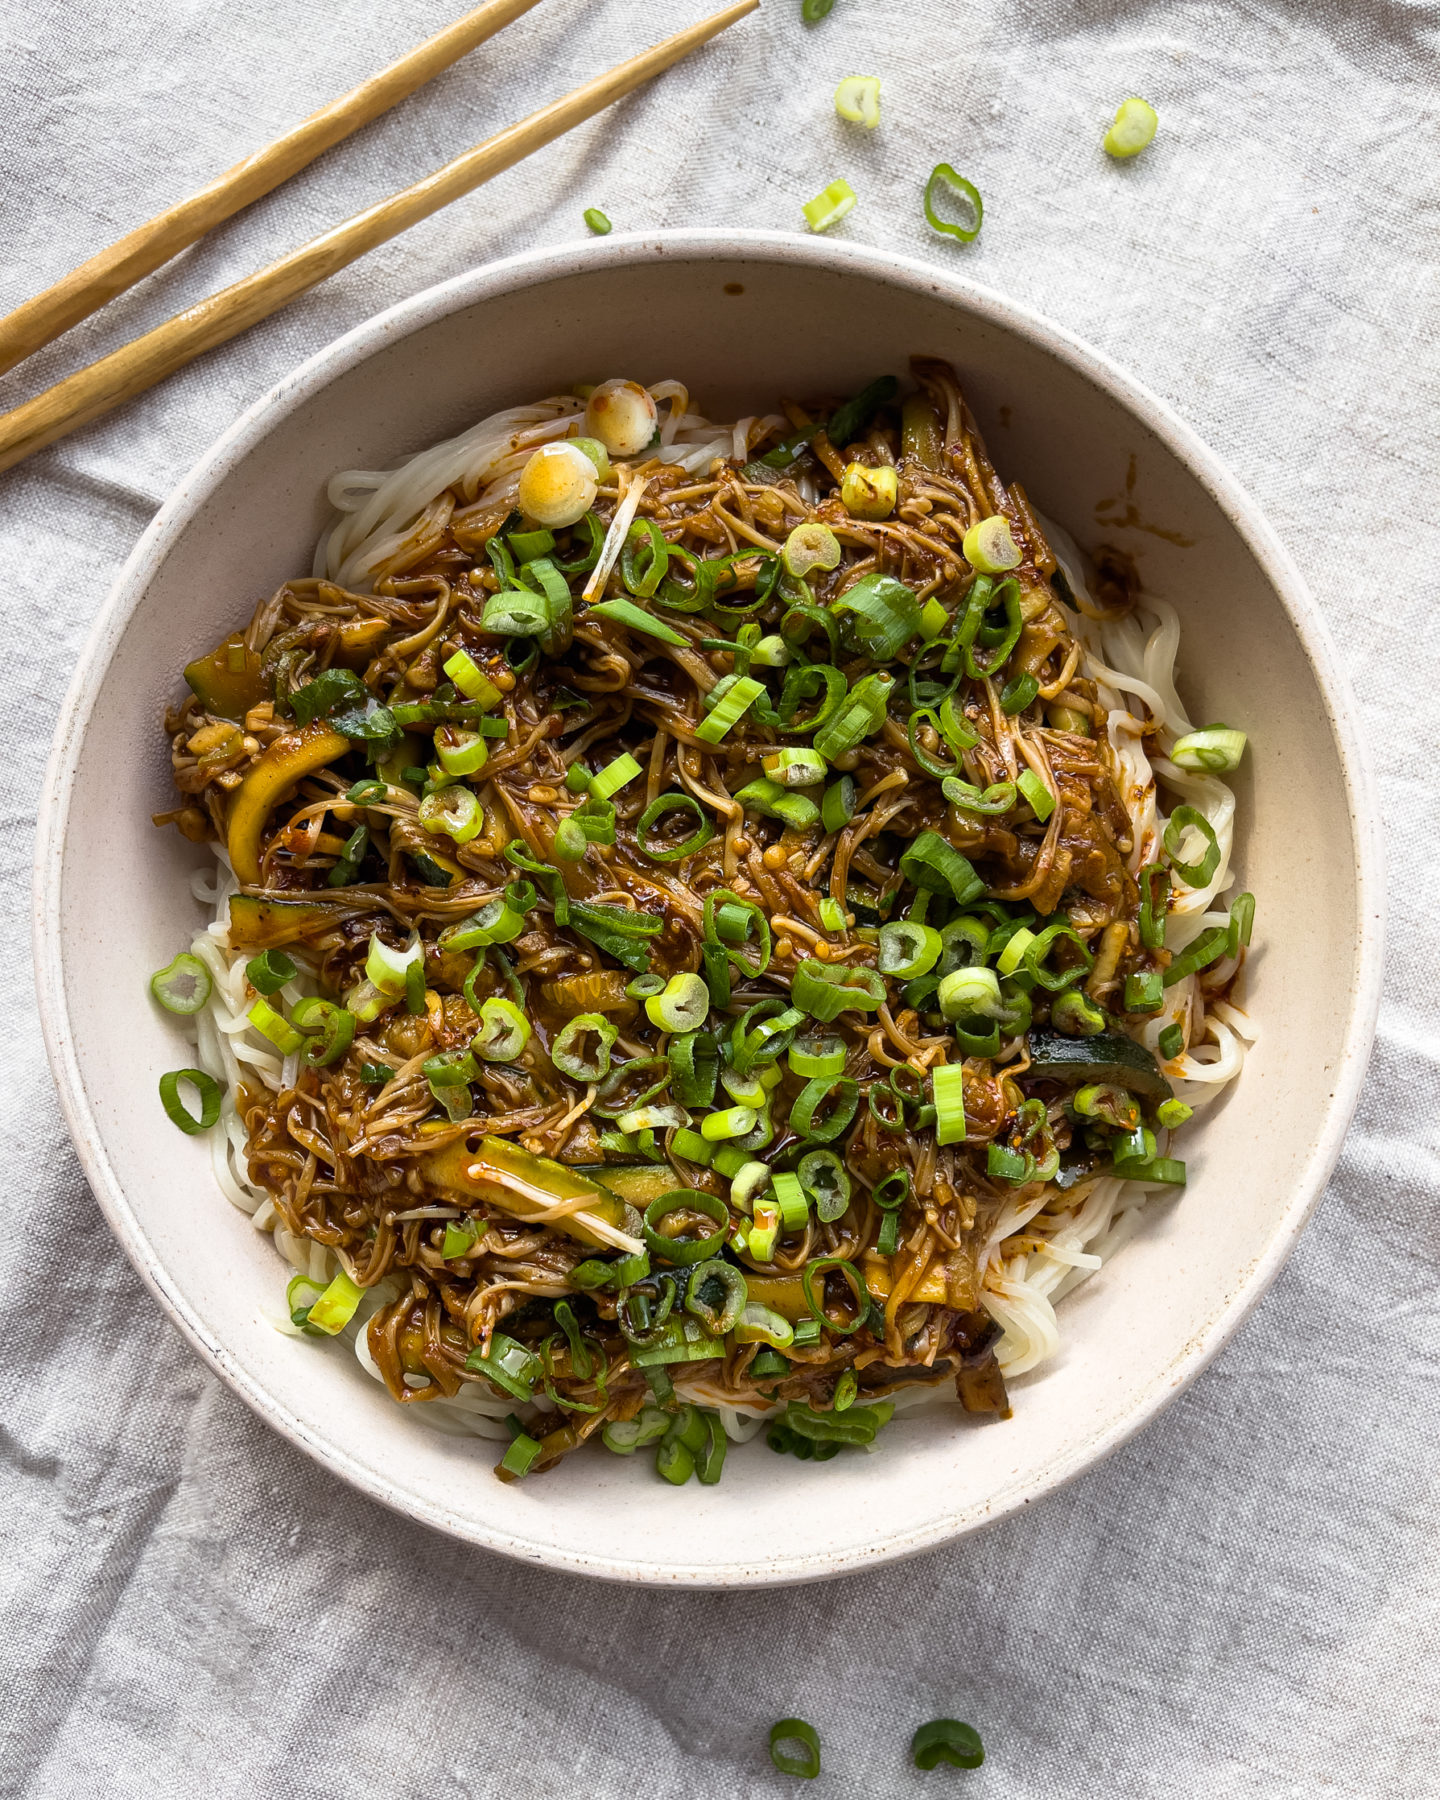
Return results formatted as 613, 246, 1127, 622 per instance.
571, 1163, 679, 1209
228, 893, 358, 950
1024, 1030, 1172, 1102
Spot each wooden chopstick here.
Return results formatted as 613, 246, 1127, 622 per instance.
0, 0, 758, 478
0, 0, 545, 380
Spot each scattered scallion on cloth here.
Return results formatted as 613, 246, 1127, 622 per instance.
802, 178, 857, 233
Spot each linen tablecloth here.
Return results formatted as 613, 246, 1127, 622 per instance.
3, 2, 1434, 1793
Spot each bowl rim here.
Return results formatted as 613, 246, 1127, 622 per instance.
32, 228, 1385, 1585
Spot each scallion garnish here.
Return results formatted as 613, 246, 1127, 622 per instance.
924, 163, 983, 243
1171, 723, 1247, 773
833, 75, 880, 128
583, 207, 612, 234
911, 1719, 985, 1770
769, 1719, 821, 1780
158, 1067, 221, 1135
1103, 96, 1158, 159
801, 178, 857, 233
149, 951, 212, 1016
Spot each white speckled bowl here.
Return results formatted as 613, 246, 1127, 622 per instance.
34, 232, 1382, 1586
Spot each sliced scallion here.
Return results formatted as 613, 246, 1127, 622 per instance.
158, 1067, 221, 1135
924, 163, 983, 242
1171, 724, 1247, 773
1103, 97, 1158, 159
150, 951, 212, 1016
962, 514, 1022, 574
932, 1063, 967, 1144
694, 675, 764, 744
833, 74, 880, 128
551, 1013, 618, 1082
645, 972, 710, 1034
912, 1720, 985, 1771
474, 996, 531, 1062
802, 178, 856, 233
782, 521, 841, 579
583, 206, 612, 234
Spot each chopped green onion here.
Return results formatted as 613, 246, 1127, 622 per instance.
642, 1190, 730, 1266
305, 1269, 364, 1335
696, 1412, 727, 1485
474, 996, 531, 1062
962, 514, 1021, 574
734, 1302, 795, 1350
734, 775, 820, 830
1228, 890, 1256, 955
466, 1332, 542, 1402
840, 461, 898, 521
347, 778, 387, 805
746, 1199, 781, 1262
801, 1257, 867, 1336
820, 775, 856, 833
792, 959, 886, 1022
694, 674, 764, 744
442, 649, 503, 708
442, 1219, 478, 1259
583, 206, 612, 234
799, 1148, 851, 1222
800, 0, 833, 17
669, 1032, 720, 1108
1000, 671, 1040, 714
1016, 767, 1055, 820
1157, 1097, 1193, 1129
802, 178, 856, 233
769, 1719, 821, 1780
912, 1720, 985, 1771
1162, 924, 1232, 987
772, 1171, 809, 1232
291, 996, 356, 1067
590, 752, 641, 799
833, 575, 921, 660
818, 896, 847, 932
1163, 804, 1221, 887
602, 1406, 670, 1454
440, 894, 527, 950
878, 920, 943, 979
1171, 724, 1247, 773
1103, 96, 1158, 158
586, 598, 687, 645
790, 1074, 859, 1142
158, 1067, 221, 1134
635, 791, 714, 862
432, 725, 488, 776
938, 964, 1002, 1021
685, 1259, 748, 1334
497, 1432, 542, 1480
1113, 1155, 1187, 1186
782, 521, 841, 579
418, 785, 483, 844
551, 1013, 618, 1082
899, 830, 985, 906
1157, 1021, 1185, 1060
552, 816, 588, 862
1124, 970, 1164, 1012
1023, 921, 1094, 992
1051, 989, 1106, 1035
924, 163, 983, 242
645, 972, 710, 1034
423, 1048, 476, 1122
366, 932, 422, 997
942, 776, 1016, 816
789, 1032, 847, 1079
248, 997, 304, 1055
932, 1063, 967, 1144
761, 747, 827, 789
150, 951, 212, 1015
701, 1105, 758, 1142
813, 670, 895, 759
833, 74, 880, 128
245, 949, 296, 996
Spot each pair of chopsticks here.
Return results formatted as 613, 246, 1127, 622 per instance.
0, 0, 758, 477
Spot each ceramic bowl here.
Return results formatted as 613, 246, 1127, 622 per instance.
34, 231, 1382, 1586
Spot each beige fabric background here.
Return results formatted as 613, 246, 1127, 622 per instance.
2, 1, 1435, 1794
